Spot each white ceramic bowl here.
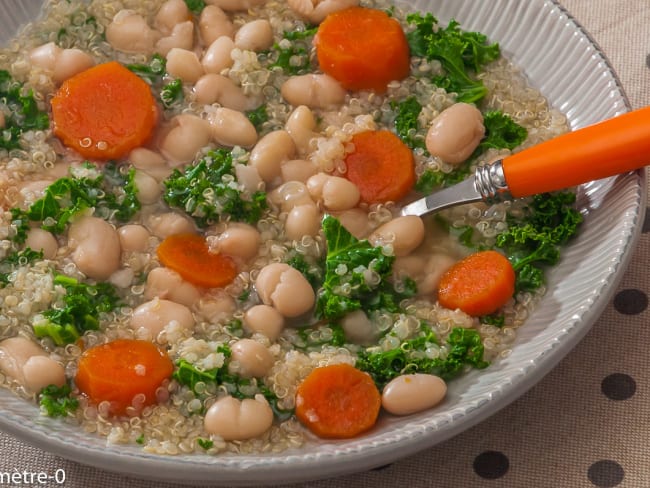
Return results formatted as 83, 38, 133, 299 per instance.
0, 0, 645, 485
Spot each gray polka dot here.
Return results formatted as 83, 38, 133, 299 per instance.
601, 373, 636, 401
473, 451, 509, 479
588, 460, 624, 487
613, 288, 647, 315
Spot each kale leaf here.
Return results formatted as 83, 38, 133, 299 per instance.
406, 13, 499, 103
479, 111, 528, 151
246, 105, 269, 132
163, 149, 267, 227
392, 96, 426, 150
33, 274, 121, 346
0, 248, 44, 286
0, 70, 49, 150
495, 191, 583, 292
126, 54, 166, 84
39, 383, 79, 417
268, 27, 317, 75
160, 79, 184, 110
23, 163, 140, 234
355, 327, 489, 389
315, 216, 415, 321
183, 0, 206, 15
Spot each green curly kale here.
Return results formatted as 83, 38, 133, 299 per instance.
495, 192, 583, 292
0, 248, 44, 286
406, 13, 500, 103
392, 96, 426, 150
17, 163, 140, 235
127, 55, 184, 109
183, 0, 206, 15
0, 70, 49, 150
356, 327, 489, 389
33, 274, 121, 346
268, 27, 317, 75
39, 384, 79, 417
163, 149, 267, 227
315, 216, 416, 321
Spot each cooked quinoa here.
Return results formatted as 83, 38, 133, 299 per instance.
0, 0, 571, 455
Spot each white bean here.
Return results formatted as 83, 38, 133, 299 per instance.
201, 36, 235, 74
147, 212, 196, 239
340, 309, 377, 345
155, 0, 191, 35
134, 170, 161, 205
368, 216, 425, 257
214, 223, 261, 260
159, 114, 212, 165
155, 20, 194, 56
207, 107, 258, 148
25, 228, 58, 260
0, 337, 65, 393
255, 262, 315, 317
281, 74, 346, 109
129, 148, 173, 182
199, 5, 235, 46
332, 208, 370, 239
144, 267, 201, 307
109, 268, 135, 289
29, 42, 60, 72
281, 159, 319, 183
249, 130, 296, 185
234, 19, 274, 52
425, 103, 485, 165
205, 0, 266, 11
285, 203, 321, 241
285, 105, 318, 156
68, 216, 121, 280
130, 298, 194, 337
118, 224, 151, 253
53, 48, 95, 84
269, 181, 313, 212
195, 291, 236, 322
165, 48, 205, 83
381, 373, 447, 415
229, 339, 274, 378
194, 73, 258, 111
243, 304, 284, 341
287, 0, 359, 23
203, 395, 273, 440
307, 173, 360, 211
393, 253, 455, 296
105, 10, 160, 54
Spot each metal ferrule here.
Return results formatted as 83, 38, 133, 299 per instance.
474, 160, 511, 203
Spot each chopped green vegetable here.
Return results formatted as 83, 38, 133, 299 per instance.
23, 163, 140, 234
495, 191, 583, 292
0, 248, 44, 286
246, 105, 269, 132
163, 149, 268, 227
286, 251, 324, 291
355, 327, 489, 389
126, 54, 166, 84
268, 27, 317, 75
39, 383, 79, 417
183, 0, 206, 14
0, 70, 50, 150
315, 216, 415, 321
197, 438, 213, 450
406, 13, 499, 103
293, 323, 347, 351
135, 434, 145, 445
160, 79, 184, 110
33, 274, 121, 346
479, 111, 528, 151
392, 96, 426, 150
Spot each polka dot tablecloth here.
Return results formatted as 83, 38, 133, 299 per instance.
1, 1, 650, 487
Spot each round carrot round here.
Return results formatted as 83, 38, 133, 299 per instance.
314, 7, 410, 93
156, 233, 238, 288
437, 250, 516, 316
51, 61, 157, 160
344, 129, 415, 203
295, 363, 381, 439
75, 339, 173, 416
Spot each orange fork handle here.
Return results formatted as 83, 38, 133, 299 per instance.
502, 106, 650, 198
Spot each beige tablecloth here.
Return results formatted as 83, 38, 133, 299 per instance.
2, 1, 650, 487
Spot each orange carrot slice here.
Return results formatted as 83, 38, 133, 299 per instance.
314, 6, 410, 93
437, 250, 516, 316
156, 233, 238, 288
295, 363, 381, 439
344, 129, 415, 204
75, 339, 173, 415
51, 61, 157, 160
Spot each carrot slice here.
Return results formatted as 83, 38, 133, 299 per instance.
75, 339, 173, 415
295, 363, 381, 439
314, 6, 410, 93
156, 233, 238, 288
51, 61, 157, 160
437, 250, 516, 316
344, 129, 415, 203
